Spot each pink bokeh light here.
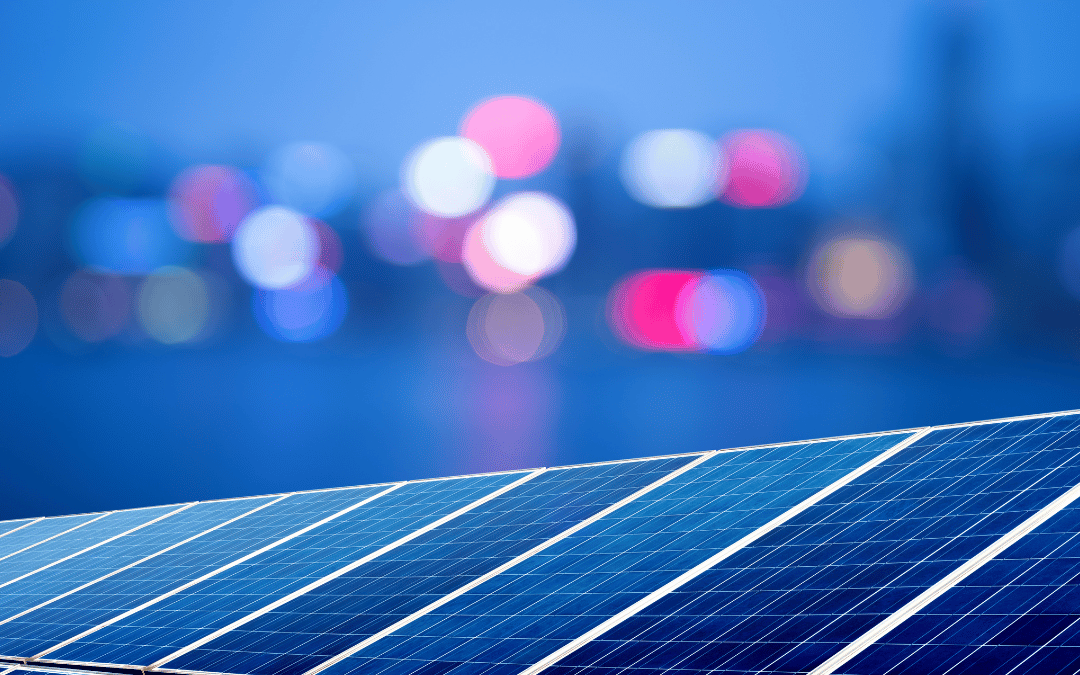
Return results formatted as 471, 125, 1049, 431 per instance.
608, 270, 701, 351
168, 165, 258, 243
718, 130, 805, 208
460, 96, 560, 179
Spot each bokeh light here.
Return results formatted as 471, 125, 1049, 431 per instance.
262, 142, 356, 218
676, 271, 766, 354
620, 129, 723, 208
0, 175, 17, 248
136, 266, 211, 344
608, 270, 700, 351
60, 270, 131, 343
311, 219, 343, 274
168, 165, 258, 243
460, 96, 560, 179
0, 280, 37, 357
461, 224, 531, 294
609, 269, 766, 353
77, 123, 151, 193
809, 236, 913, 319
462, 192, 575, 293
402, 137, 494, 218
361, 189, 429, 266
232, 205, 319, 290
254, 274, 347, 342
413, 213, 474, 263
719, 129, 806, 208
71, 197, 191, 275
467, 287, 565, 366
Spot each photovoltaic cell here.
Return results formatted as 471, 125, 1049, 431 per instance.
316, 433, 910, 675
159, 455, 700, 675
0, 498, 277, 628
0, 505, 184, 586
44, 472, 533, 668
843, 499, 1080, 674
0, 486, 391, 659
0, 515, 106, 561
0, 520, 36, 539
540, 414, 1080, 675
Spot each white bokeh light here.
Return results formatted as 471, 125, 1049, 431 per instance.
402, 137, 495, 218
481, 192, 575, 277
232, 206, 319, 290
620, 129, 723, 209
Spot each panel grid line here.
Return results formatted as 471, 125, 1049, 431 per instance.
808, 476, 1080, 675
691, 414, 1069, 675
299, 451, 718, 675
515, 427, 933, 675
0, 504, 196, 594
0, 522, 42, 544
0, 494, 291, 657
527, 413, 1080, 675
145, 469, 549, 671
0, 516, 111, 565
27, 485, 408, 663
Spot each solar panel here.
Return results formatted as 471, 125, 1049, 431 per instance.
39, 472, 534, 668
310, 433, 911, 675
530, 414, 1080, 675
0, 521, 38, 540
0, 487, 394, 658
1, 411, 1080, 675
837, 496, 1080, 675
0, 497, 278, 628
0, 514, 108, 562
0, 506, 185, 587
153, 456, 700, 675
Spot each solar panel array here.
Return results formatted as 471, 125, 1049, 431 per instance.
2, 411, 1080, 675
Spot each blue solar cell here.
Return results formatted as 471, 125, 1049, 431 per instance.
0, 497, 277, 629
0, 514, 105, 561
0, 485, 399, 659
0, 505, 182, 586
843, 502, 1080, 675
0, 520, 35, 538
317, 434, 910, 675
160, 455, 700, 675
541, 414, 1080, 675
45, 472, 534, 667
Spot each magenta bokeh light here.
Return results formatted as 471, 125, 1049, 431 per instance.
608, 270, 701, 351
718, 130, 805, 208
609, 269, 766, 354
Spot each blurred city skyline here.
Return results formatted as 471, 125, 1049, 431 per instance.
1, 0, 1080, 519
